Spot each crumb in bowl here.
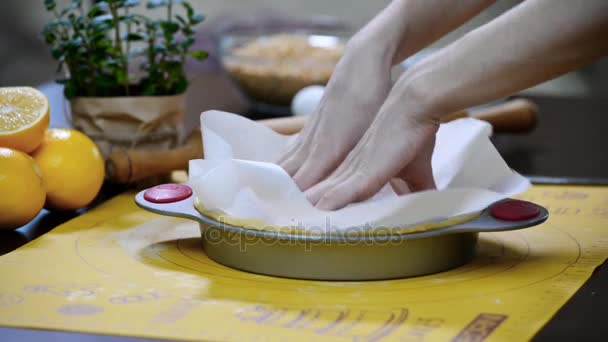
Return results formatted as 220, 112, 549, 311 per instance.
223, 33, 345, 105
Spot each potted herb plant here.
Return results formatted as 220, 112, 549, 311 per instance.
42, 0, 208, 157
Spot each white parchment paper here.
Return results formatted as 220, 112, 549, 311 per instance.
189, 110, 529, 230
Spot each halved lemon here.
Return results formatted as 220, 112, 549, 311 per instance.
0, 87, 50, 153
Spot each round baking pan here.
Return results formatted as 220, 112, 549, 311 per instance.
135, 184, 548, 281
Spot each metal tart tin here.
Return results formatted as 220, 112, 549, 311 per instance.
135, 184, 548, 280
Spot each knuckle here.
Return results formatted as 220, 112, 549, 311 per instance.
350, 171, 383, 201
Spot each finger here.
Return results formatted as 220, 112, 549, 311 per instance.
275, 137, 302, 166
396, 133, 437, 192
406, 161, 436, 192
311, 119, 428, 208
390, 177, 411, 195
315, 171, 384, 210
305, 168, 349, 205
305, 175, 337, 206
304, 143, 364, 204
293, 126, 364, 191
279, 146, 308, 177
293, 146, 342, 191
278, 121, 320, 176
305, 121, 388, 206
276, 111, 321, 166
310, 142, 383, 209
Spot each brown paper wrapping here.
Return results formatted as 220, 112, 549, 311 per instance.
70, 94, 185, 158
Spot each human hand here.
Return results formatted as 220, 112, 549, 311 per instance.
277, 37, 394, 190
305, 77, 440, 210
284, 0, 608, 211
276, 0, 499, 205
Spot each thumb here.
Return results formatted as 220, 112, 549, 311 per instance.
392, 134, 436, 195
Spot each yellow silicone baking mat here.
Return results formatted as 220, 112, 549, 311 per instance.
1, 185, 607, 341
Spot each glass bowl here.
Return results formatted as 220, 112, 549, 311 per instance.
219, 31, 347, 114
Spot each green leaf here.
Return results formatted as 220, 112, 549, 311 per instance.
42, 0, 202, 97
63, 82, 77, 98
189, 50, 208, 61
92, 20, 113, 32
63, 37, 83, 50
166, 38, 179, 48
123, 0, 140, 7
51, 47, 64, 59
174, 77, 188, 94
120, 14, 143, 24
190, 14, 204, 24
87, 6, 103, 18
43, 32, 57, 45
60, 0, 81, 16
145, 20, 158, 30
95, 74, 118, 90
92, 13, 113, 24
181, 26, 193, 35
122, 33, 144, 41
44, 0, 56, 11
180, 36, 194, 47
42, 22, 62, 40
146, 0, 168, 9
142, 84, 157, 96
43, 19, 70, 34
175, 14, 186, 26
72, 16, 86, 30
104, 59, 122, 68
91, 1, 110, 13
116, 72, 127, 85
160, 21, 179, 34
153, 44, 167, 53
182, 2, 193, 17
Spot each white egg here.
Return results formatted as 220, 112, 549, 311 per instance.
291, 85, 325, 116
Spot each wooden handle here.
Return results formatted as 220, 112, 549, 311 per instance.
473, 98, 538, 133
106, 132, 202, 184
263, 98, 538, 135
106, 98, 538, 183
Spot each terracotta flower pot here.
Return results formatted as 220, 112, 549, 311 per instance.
69, 94, 185, 159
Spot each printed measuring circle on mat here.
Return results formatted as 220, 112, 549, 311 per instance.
73, 213, 582, 307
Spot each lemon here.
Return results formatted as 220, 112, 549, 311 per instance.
0, 148, 46, 229
31, 129, 105, 211
0, 87, 50, 153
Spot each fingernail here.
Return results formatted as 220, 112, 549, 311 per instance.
315, 198, 338, 211
315, 202, 331, 211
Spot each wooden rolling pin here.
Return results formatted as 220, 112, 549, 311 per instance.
107, 98, 537, 184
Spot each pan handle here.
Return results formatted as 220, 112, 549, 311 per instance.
135, 185, 549, 235
439, 199, 549, 235
134, 184, 209, 224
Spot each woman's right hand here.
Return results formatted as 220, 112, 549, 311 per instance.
277, 35, 394, 191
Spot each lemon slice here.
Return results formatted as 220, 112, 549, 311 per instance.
0, 87, 50, 153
